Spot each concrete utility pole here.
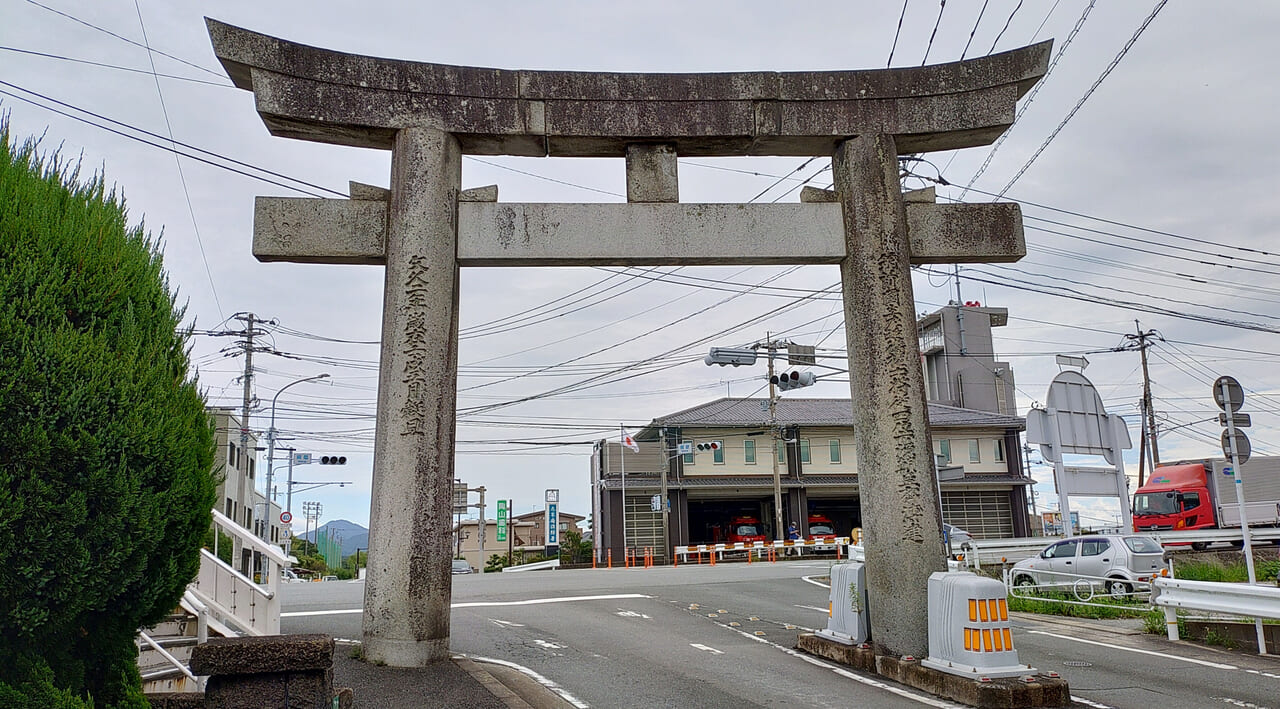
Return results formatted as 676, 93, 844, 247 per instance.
766, 340, 784, 541
1122, 322, 1163, 480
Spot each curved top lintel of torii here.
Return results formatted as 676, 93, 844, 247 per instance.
206, 18, 1050, 158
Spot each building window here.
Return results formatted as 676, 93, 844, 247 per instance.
799, 439, 811, 464
228, 442, 235, 466
939, 439, 951, 464
683, 441, 694, 465
968, 439, 980, 463
994, 439, 1005, 462
744, 439, 756, 464
713, 444, 725, 464
777, 442, 786, 464
249, 458, 255, 479
225, 498, 234, 517
829, 439, 841, 463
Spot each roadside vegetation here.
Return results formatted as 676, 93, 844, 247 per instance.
0, 123, 217, 707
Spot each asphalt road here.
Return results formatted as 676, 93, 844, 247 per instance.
282, 561, 1280, 708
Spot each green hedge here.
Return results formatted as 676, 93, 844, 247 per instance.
0, 124, 217, 707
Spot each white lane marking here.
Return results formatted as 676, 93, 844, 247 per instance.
453, 593, 650, 608
704, 617, 962, 707
801, 575, 831, 590
1071, 696, 1114, 708
795, 604, 829, 614
690, 643, 725, 655
1215, 699, 1271, 709
1027, 630, 1239, 669
534, 639, 565, 650
284, 592, 652, 617
1245, 669, 1280, 679
283, 609, 361, 617
615, 610, 651, 618
490, 619, 524, 627
460, 653, 590, 709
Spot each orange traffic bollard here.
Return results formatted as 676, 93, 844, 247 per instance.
608, 548, 613, 569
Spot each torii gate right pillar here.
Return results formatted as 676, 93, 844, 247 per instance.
835, 134, 947, 658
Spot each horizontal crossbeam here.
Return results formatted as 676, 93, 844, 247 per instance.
208, 19, 1050, 157
253, 199, 1023, 266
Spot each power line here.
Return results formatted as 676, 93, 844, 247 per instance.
995, 0, 1170, 198
986, 0, 1024, 54
960, 0, 991, 60
133, 0, 222, 321
888, 0, 911, 66
0, 46, 232, 87
921, 0, 949, 66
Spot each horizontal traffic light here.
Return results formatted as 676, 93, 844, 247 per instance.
704, 347, 758, 367
770, 370, 816, 391
319, 455, 347, 465
696, 441, 721, 451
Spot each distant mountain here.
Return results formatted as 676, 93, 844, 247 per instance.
312, 519, 369, 558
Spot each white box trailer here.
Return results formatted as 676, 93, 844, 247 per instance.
1209, 457, 1280, 527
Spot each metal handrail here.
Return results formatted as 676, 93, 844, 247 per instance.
210, 508, 289, 565
138, 630, 199, 683
198, 548, 275, 600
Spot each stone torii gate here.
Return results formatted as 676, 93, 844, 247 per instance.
208, 19, 1049, 666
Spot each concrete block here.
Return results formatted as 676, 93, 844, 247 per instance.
189, 634, 334, 676
254, 197, 386, 264
203, 670, 332, 709
799, 633, 1070, 708
460, 185, 498, 202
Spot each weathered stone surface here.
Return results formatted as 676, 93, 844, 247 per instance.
361, 126, 461, 667
834, 134, 947, 659
349, 181, 390, 200
253, 199, 1025, 267
798, 634, 1071, 708
459, 185, 498, 202
625, 144, 679, 203
143, 692, 205, 709
254, 197, 386, 264
207, 18, 1051, 157
203, 669, 333, 708
188, 634, 334, 676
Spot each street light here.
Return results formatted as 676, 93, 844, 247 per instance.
265, 373, 329, 540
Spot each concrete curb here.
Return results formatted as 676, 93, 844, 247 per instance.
454, 658, 533, 709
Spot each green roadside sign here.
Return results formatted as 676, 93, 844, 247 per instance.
496, 499, 508, 542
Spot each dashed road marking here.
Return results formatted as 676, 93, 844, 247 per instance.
489, 618, 524, 627
801, 575, 831, 590
690, 643, 725, 655
533, 639, 565, 650
795, 604, 828, 614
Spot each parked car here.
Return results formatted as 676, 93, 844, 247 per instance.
452, 559, 474, 574
321, 575, 338, 582
1011, 534, 1168, 599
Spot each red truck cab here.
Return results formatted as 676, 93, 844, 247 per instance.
727, 516, 767, 544
806, 513, 836, 541
1132, 462, 1217, 533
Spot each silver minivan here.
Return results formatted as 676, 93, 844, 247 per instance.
1011, 534, 1167, 599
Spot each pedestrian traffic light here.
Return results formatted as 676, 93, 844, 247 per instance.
770, 370, 816, 391
696, 441, 721, 452
319, 455, 347, 465
704, 347, 758, 367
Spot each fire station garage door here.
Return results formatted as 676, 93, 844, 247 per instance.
941, 489, 1013, 540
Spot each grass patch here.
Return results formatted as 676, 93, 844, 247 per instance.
1006, 591, 1150, 620
1173, 557, 1280, 583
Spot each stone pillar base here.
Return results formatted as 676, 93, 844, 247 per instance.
363, 636, 451, 667
797, 633, 1070, 708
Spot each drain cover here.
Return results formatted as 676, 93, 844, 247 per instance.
1063, 661, 1093, 668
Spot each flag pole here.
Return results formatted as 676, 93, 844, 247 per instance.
620, 424, 628, 554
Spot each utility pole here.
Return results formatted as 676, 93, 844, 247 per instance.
1122, 322, 1163, 480
767, 338, 784, 541
1023, 443, 1042, 535
230, 313, 274, 476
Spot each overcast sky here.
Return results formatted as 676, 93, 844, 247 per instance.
5, 1, 1279, 535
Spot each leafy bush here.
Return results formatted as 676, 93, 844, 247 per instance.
0, 125, 217, 706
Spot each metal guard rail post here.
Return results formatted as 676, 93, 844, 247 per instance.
1153, 576, 1280, 651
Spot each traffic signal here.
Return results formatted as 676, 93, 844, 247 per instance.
704, 347, 758, 367
696, 441, 721, 452
770, 370, 816, 391
319, 455, 347, 465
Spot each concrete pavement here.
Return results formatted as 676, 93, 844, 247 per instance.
330, 641, 576, 708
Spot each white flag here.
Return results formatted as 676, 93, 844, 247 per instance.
621, 428, 640, 453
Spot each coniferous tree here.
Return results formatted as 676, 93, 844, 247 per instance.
0, 124, 217, 707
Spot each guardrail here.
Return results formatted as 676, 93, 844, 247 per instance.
1152, 576, 1280, 653
189, 509, 285, 636
1003, 566, 1156, 609
502, 559, 561, 573
673, 537, 850, 564
956, 528, 1280, 570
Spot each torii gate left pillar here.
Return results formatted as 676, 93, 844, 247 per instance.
208, 18, 1050, 665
